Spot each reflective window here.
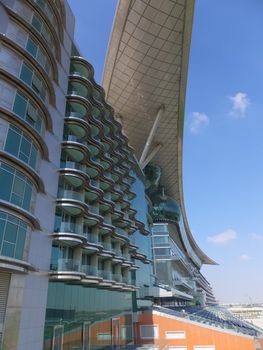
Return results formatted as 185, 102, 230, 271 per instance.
153, 236, 169, 246
12, 91, 43, 134
33, 0, 59, 35
5, 125, 38, 169
26, 37, 51, 75
52, 325, 63, 350
31, 13, 55, 53
0, 162, 33, 211
0, 210, 27, 260
154, 248, 170, 256
20, 63, 47, 102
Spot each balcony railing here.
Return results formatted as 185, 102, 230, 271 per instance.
65, 111, 85, 119
98, 270, 112, 280
81, 265, 98, 276
115, 227, 128, 238
101, 242, 112, 251
55, 221, 82, 234
112, 274, 122, 283
50, 259, 80, 272
60, 160, 85, 172
63, 134, 84, 144
58, 188, 84, 201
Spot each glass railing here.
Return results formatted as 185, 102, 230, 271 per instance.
98, 270, 112, 280
122, 276, 131, 285
90, 179, 99, 188
113, 248, 122, 256
63, 134, 84, 143
81, 265, 97, 276
60, 161, 85, 172
104, 216, 112, 225
58, 188, 84, 201
169, 238, 186, 261
86, 233, 99, 244
55, 221, 82, 234
104, 192, 111, 201
65, 111, 85, 119
115, 227, 128, 238
112, 274, 122, 283
68, 90, 85, 98
101, 242, 112, 251
89, 204, 99, 215
50, 258, 80, 272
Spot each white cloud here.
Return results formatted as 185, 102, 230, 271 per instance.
251, 233, 263, 241
207, 229, 237, 244
239, 254, 252, 261
189, 112, 209, 134
229, 92, 250, 117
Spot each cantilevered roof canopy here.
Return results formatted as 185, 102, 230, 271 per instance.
103, 0, 216, 265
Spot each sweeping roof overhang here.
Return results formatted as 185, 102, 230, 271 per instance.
103, 0, 216, 265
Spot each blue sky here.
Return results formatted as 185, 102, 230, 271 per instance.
68, 0, 263, 304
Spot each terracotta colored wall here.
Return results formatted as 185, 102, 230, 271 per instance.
138, 312, 257, 350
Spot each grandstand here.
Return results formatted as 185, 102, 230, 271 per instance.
153, 305, 262, 337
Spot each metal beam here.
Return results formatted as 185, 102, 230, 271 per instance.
139, 105, 165, 166
141, 143, 163, 169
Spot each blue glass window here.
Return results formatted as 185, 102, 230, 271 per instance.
12, 91, 43, 134
5, 125, 38, 169
0, 162, 33, 211
0, 210, 27, 260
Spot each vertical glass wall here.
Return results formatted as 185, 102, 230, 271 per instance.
44, 283, 133, 350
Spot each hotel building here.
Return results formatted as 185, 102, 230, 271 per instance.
0, 0, 262, 349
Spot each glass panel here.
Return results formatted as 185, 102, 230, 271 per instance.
0, 167, 13, 201
13, 92, 27, 118
1, 241, 15, 257
23, 182, 32, 210
4, 222, 17, 243
52, 325, 64, 350
26, 37, 38, 57
32, 14, 42, 32
15, 227, 26, 259
5, 127, 21, 157
83, 322, 90, 350
20, 63, 33, 86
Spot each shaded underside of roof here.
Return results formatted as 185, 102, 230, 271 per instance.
103, 0, 216, 265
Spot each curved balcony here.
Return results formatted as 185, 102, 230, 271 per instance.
98, 270, 114, 287
53, 221, 85, 246
57, 189, 85, 216
99, 242, 114, 258
81, 265, 102, 285
86, 157, 102, 179
83, 208, 102, 227
99, 194, 114, 214
49, 258, 85, 281
64, 120, 87, 139
59, 160, 88, 187
61, 143, 87, 163
70, 58, 92, 80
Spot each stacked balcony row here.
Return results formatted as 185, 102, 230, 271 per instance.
52, 55, 150, 289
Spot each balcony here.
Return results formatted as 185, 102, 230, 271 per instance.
98, 270, 112, 281
58, 188, 84, 202
50, 258, 80, 272
60, 160, 85, 172
81, 264, 98, 276
63, 134, 84, 144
